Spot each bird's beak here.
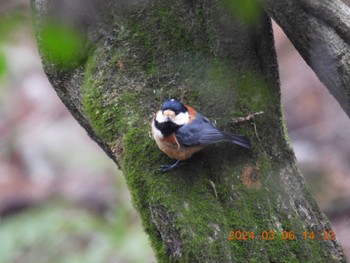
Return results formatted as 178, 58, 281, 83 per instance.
163, 110, 175, 121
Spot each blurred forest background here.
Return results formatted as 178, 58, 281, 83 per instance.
0, 1, 349, 262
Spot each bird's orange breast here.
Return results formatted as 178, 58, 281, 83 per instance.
157, 134, 204, 160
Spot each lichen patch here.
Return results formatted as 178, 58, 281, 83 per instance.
241, 166, 261, 190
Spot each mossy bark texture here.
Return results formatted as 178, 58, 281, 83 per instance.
32, 0, 346, 262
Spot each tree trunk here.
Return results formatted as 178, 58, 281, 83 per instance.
31, 0, 346, 262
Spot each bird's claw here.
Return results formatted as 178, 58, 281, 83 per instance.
159, 160, 184, 172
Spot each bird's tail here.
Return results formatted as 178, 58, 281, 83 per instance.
225, 132, 251, 149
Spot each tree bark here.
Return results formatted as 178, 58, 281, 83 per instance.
259, 0, 350, 118
31, 0, 346, 262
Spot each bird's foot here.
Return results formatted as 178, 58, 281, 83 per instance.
159, 160, 184, 172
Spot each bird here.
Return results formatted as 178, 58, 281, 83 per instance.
151, 98, 251, 172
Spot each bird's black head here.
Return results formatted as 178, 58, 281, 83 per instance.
155, 99, 189, 137
161, 98, 187, 115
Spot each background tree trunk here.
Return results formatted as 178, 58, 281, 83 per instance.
259, 0, 350, 118
31, 0, 346, 261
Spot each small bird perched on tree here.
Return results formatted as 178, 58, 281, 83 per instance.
151, 98, 251, 171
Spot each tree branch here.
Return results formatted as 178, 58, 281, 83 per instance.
260, 0, 350, 118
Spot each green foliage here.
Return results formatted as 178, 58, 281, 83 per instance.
0, 12, 26, 82
224, 0, 263, 25
40, 22, 86, 69
0, 50, 6, 81
0, 13, 24, 42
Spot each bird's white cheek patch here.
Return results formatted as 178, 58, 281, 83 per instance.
155, 111, 167, 123
173, 112, 189, 125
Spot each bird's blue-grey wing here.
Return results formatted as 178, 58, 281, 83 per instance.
176, 114, 251, 148
175, 114, 229, 146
